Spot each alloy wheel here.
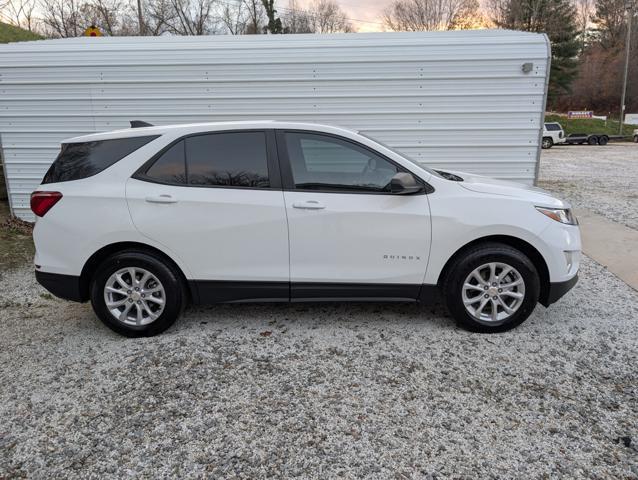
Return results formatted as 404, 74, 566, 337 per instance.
103, 267, 166, 326
461, 262, 526, 325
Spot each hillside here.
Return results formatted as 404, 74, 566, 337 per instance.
0, 21, 42, 43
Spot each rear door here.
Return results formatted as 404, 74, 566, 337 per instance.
277, 130, 432, 300
126, 130, 290, 302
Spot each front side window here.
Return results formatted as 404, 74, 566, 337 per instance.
186, 132, 269, 188
284, 132, 398, 193
43, 135, 158, 184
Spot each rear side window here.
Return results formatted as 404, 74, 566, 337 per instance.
141, 131, 270, 188
545, 123, 562, 131
42, 135, 159, 184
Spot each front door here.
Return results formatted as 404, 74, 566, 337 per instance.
277, 130, 431, 300
126, 130, 289, 302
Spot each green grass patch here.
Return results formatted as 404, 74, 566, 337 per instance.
0, 21, 42, 43
545, 114, 636, 137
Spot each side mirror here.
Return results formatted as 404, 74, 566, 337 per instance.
390, 172, 423, 195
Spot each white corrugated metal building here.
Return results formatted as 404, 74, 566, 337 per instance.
0, 30, 550, 221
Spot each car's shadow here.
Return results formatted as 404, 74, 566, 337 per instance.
174, 299, 453, 334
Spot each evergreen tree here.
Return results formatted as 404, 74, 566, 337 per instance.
495, 0, 580, 100
261, 0, 284, 33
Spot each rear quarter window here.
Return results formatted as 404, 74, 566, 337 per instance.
544, 123, 562, 131
42, 135, 159, 184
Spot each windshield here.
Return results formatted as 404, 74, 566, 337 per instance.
357, 131, 443, 178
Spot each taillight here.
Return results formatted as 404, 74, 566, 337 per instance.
30, 191, 63, 217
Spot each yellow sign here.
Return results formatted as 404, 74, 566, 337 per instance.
84, 25, 102, 37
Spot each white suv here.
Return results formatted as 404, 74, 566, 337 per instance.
542, 122, 566, 149
31, 121, 580, 337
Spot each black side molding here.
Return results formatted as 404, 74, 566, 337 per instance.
35, 273, 441, 307
189, 280, 439, 304
35, 271, 86, 302
189, 280, 289, 304
540, 275, 578, 307
291, 282, 421, 301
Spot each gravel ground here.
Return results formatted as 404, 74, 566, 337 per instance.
538, 143, 638, 231
1, 255, 637, 479
2, 143, 638, 478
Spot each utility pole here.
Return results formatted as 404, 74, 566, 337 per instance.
619, 4, 633, 135
137, 0, 145, 36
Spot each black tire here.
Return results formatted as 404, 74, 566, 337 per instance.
90, 250, 187, 337
442, 243, 540, 333
588, 136, 598, 145
598, 135, 608, 145
633, 135, 638, 143
541, 137, 553, 149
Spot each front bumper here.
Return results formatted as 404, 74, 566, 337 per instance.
35, 271, 85, 302
539, 274, 578, 307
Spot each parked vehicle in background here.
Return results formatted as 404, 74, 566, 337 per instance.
31, 121, 581, 337
565, 133, 609, 145
542, 122, 566, 149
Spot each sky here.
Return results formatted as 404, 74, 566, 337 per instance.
300, 0, 393, 32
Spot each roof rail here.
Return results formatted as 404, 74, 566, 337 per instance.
130, 120, 154, 128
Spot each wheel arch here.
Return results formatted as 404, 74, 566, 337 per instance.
79, 241, 192, 302
436, 235, 550, 303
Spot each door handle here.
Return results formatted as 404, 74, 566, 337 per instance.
145, 194, 178, 204
292, 200, 326, 210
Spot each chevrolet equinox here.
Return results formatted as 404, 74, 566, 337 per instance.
31, 121, 580, 336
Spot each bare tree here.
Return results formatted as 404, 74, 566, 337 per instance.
145, 0, 176, 34
485, 0, 509, 25
572, 0, 594, 49
82, 0, 137, 35
39, 0, 140, 37
307, 0, 352, 32
1, 0, 38, 31
40, 0, 84, 37
282, 0, 313, 33
593, 0, 638, 48
384, 0, 480, 31
221, 1, 246, 33
166, 0, 220, 35
449, 0, 490, 28
243, 0, 264, 33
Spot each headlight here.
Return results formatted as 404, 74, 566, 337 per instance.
535, 207, 578, 225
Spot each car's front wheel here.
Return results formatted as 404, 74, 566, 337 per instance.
541, 137, 553, 149
442, 243, 540, 333
90, 250, 187, 337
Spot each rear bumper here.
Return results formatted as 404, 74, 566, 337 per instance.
35, 270, 85, 302
540, 274, 578, 307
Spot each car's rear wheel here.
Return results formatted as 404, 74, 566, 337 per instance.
588, 136, 598, 145
442, 243, 540, 333
633, 135, 638, 143
598, 135, 608, 145
90, 250, 187, 337
541, 137, 553, 149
